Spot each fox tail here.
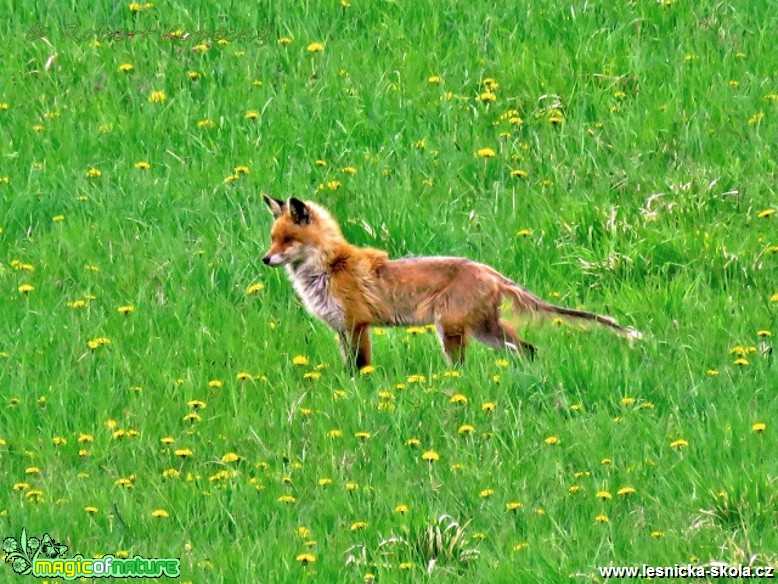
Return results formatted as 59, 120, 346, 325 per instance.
499, 278, 642, 340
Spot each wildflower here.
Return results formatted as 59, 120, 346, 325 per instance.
292, 355, 309, 366
118, 63, 134, 73
568, 485, 583, 494
757, 330, 771, 337
516, 228, 532, 237
188, 71, 200, 80
421, 450, 440, 462
197, 119, 215, 129
246, 283, 264, 294
544, 436, 560, 445
458, 424, 475, 435
482, 402, 495, 412
620, 397, 636, 406
651, 530, 665, 538
26, 490, 44, 502
355, 431, 371, 441
752, 422, 766, 433
277, 37, 292, 45
346, 482, 358, 491
307, 42, 325, 53
13, 482, 29, 491
162, 468, 179, 478
303, 371, 321, 380
395, 504, 409, 514
296, 553, 315, 565
406, 374, 426, 383
52, 436, 67, 446
350, 521, 367, 531
245, 111, 259, 120
511, 169, 529, 179
595, 514, 609, 523
450, 393, 468, 405
278, 495, 296, 503
707, 369, 719, 376
129, 2, 142, 11
221, 452, 241, 463
148, 90, 167, 103
151, 509, 169, 518
208, 379, 223, 388
670, 439, 688, 449
480, 92, 497, 103
479, 489, 494, 498
327, 429, 342, 439
175, 448, 193, 458
134, 161, 150, 170
18, 284, 34, 294
428, 76, 441, 84
405, 437, 421, 446
118, 305, 135, 315
341, 166, 357, 175
771, 292, 778, 302
506, 501, 523, 511
476, 147, 496, 158
85, 506, 98, 514
183, 412, 200, 423
359, 365, 375, 375
86, 168, 102, 178
733, 358, 749, 366
596, 491, 613, 500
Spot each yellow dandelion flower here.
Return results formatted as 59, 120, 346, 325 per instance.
568, 485, 583, 494
651, 530, 665, 538
752, 422, 766, 433
516, 228, 532, 237
421, 450, 440, 462
511, 169, 529, 179
245, 110, 259, 119
134, 161, 150, 170
148, 90, 167, 103
595, 514, 609, 523
480, 92, 497, 103
707, 369, 719, 376
26, 490, 44, 502
296, 553, 315, 565
476, 147, 496, 158
458, 424, 475, 435
86, 167, 102, 178
277, 36, 292, 45
670, 439, 688, 449
221, 452, 241, 463
151, 509, 169, 518
18, 284, 34, 294
246, 282, 264, 295
506, 502, 523, 511
160, 436, 175, 445
307, 42, 325, 53
208, 379, 223, 388
395, 504, 409, 514
13, 482, 29, 491
292, 355, 309, 366
513, 542, 530, 552
355, 431, 371, 440
187, 71, 200, 80
479, 488, 494, 498
544, 435, 560, 445
405, 437, 421, 446
85, 506, 98, 514
52, 436, 67, 446
118, 63, 134, 73
620, 397, 636, 406
303, 371, 321, 380
345, 482, 358, 491
278, 495, 296, 503
350, 521, 367, 531
197, 119, 215, 129
406, 374, 426, 383
118, 305, 135, 315
771, 292, 778, 302
482, 401, 496, 412
596, 491, 613, 500
450, 393, 468, 405
733, 357, 749, 366
757, 208, 776, 218
175, 448, 193, 458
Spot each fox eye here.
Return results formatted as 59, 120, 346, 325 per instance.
282, 236, 294, 244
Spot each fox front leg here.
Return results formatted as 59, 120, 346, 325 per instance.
338, 325, 371, 370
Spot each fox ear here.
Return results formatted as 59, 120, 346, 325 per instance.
288, 197, 311, 225
263, 195, 286, 219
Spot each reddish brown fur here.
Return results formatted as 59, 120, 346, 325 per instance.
262, 196, 640, 369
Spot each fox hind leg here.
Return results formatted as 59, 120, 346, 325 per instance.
475, 319, 536, 360
434, 320, 468, 365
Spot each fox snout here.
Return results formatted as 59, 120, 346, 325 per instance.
262, 256, 271, 265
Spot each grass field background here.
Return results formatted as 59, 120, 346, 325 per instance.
1, 1, 776, 582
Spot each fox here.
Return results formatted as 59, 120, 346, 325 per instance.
262, 196, 641, 370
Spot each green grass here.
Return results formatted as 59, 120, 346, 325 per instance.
1, 1, 777, 582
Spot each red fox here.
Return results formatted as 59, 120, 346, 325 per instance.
263, 196, 641, 369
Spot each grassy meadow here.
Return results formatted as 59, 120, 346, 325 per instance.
1, 0, 777, 581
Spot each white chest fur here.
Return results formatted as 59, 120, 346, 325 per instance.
286, 263, 346, 330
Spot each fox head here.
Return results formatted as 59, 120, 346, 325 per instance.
262, 195, 342, 267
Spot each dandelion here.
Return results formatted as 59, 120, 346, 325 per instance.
480, 92, 497, 103
278, 495, 296, 504
596, 490, 613, 500
175, 448, 193, 458
595, 514, 609, 523
86, 167, 102, 178
670, 439, 688, 449
246, 283, 264, 295
341, 166, 357, 175
359, 365, 375, 375
752, 422, 766, 433
307, 42, 325, 53
221, 452, 241, 463
479, 489, 494, 498
245, 111, 259, 120
118, 63, 134, 73
134, 161, 150, 170
151, 509, 169, 518
733, 358, 749, 366
482, 402, 495, 412
395, 504, 409, 514
296, 553, 315, 565
771, 292, 778, 303
85, 506, 98, 514
18, 284, 34, 294
197, 119, 215, 129
52, 436, 67, 446
651, 530, 665, 538
355, 431, 371, 441
118, 305, 135, 315
450, 393, 468, 405
208, 379, 223, 388
428, 76, 441, 84
345, 482, 359, 491
476, 147, 496, 158
620, 397, 636, 406
350, 521, 367, 531
277, 36, 292, 45
458, 424, 475, 435
707, 369, 719, 376
544, 435, 560, 445
187, 71, 200, 80
516, 228, 532, 237
292, 355, 309, 366
421, 450, 440, 462
148, 90, 167, 103
511, 169, 529, 179
405, 437, 421, 446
